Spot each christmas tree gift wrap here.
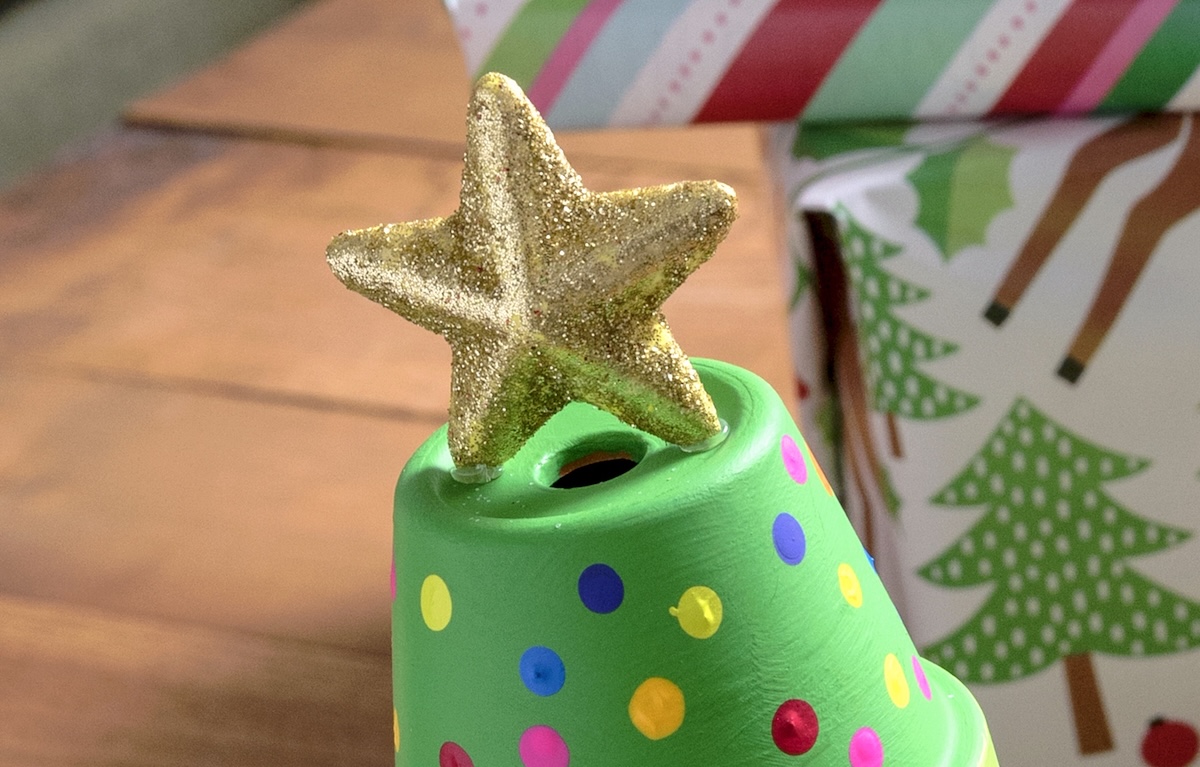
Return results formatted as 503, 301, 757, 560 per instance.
391, 359, 997, 766
772, 112, 1200, 765
444, 0, 1200, 128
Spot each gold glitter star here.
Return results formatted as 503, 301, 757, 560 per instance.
327, 72, 736, 471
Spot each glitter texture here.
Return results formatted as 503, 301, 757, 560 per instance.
327, 72, 736, 469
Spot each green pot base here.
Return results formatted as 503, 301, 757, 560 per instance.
390, 360, 997, 765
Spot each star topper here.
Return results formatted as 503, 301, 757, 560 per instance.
327, 72, 737, 475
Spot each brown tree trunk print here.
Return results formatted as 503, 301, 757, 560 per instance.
1061, 117, 1200, 381
885, 411, 903, 459
985, 115, 1183, 326
1064, 651, 1115, 755
985, 114, 1200, 382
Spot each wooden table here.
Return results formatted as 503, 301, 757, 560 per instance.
0, 0, 790, 763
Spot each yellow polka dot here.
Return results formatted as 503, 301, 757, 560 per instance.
421, 574, 452, 631
670, 586, 723, 639
884, 653, 910, 708
629, 677, 685, 740
839, 563, 863, 608
393, 708, 400, 752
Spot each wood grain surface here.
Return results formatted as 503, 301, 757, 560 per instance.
124, 0, 766, 174
1, 0, 791, 762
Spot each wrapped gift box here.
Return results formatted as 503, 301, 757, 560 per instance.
442, 3, 1200, 764
445, 0, 1200, 127
771, 112, 1200, 766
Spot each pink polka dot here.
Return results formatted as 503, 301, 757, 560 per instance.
474, 2, 488, 16
702, 29, 715, 44
520, 725, 569, 767
781, 435, 808, 484
849, 727, 884, 767
913, 657, 932, 700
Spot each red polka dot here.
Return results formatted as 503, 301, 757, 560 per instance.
772, 699, 819, 755
440, 741, 474, 767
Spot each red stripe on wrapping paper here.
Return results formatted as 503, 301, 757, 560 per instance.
1058, 0, 1180, 114
526, 0, 626, 114
694, 0, 881, 123
991, 0, 1136, 116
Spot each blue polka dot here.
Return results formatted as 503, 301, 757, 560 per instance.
520, 646, 565, 696
773, 512, 806, 565
578, 563, 624, 613
863, 546, 876, 572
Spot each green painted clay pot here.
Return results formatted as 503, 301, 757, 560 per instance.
392, 359, 996, 766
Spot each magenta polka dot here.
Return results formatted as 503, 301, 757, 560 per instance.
781, 435, 808, 484
913, 656, 932, 700
849, 727, 884, 767
519, 725, 569, 767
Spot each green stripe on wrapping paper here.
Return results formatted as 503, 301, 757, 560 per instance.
480, 0, 591, 89
802, 0, 993, 123
1101, 1, 1200, 111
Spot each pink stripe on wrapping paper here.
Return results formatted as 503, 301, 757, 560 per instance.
1057, 0, 1180, 114
526, 0, 626, 114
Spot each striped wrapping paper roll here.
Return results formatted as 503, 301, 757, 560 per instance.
445, 0, 1200, 128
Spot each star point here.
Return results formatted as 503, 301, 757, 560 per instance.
328, 73, 737, 469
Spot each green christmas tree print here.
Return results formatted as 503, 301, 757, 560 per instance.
836, 204, 979, 464
920, 397, 1200, 755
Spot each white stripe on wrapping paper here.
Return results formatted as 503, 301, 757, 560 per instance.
444, 0, 528, 75
914, 0, 1072, 119
608, 0, 776, 127
1167, 62, 1200, 112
